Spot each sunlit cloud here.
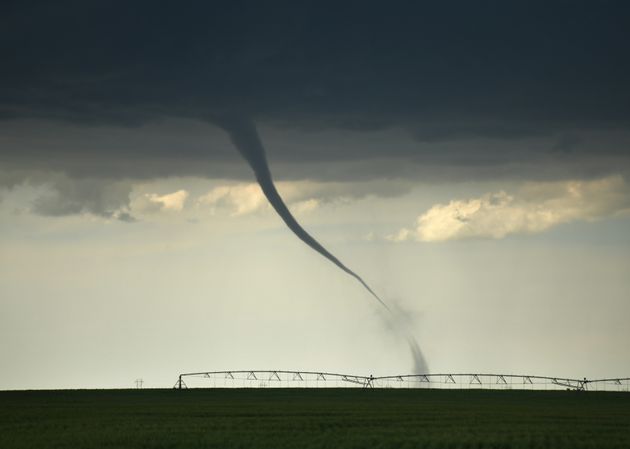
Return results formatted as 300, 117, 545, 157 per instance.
389, 176, 630, 242
195, 180, 405, 217
196, 182, 323, 216
133, 189, 189, 213
197, 183, 268, 216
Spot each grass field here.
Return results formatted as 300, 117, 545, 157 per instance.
1, 388, 629, 449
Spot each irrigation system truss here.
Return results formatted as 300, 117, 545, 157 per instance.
174, 370, 630, 392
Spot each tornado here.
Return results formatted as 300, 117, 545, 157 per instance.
213, 116, 428, 373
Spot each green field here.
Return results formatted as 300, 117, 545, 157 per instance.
1, 388, 629, 449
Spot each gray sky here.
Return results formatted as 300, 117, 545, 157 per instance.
1, 175, 629, 389
1, 1, 629, 389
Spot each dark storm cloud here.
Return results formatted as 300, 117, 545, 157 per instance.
1, 1, 630, 191
3, 1, 630, 124
29, 175, 134, 219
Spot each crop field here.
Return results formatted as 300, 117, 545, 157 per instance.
1, 388, 629, 449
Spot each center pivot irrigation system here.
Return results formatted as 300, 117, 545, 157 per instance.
174, 370, 630, 392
